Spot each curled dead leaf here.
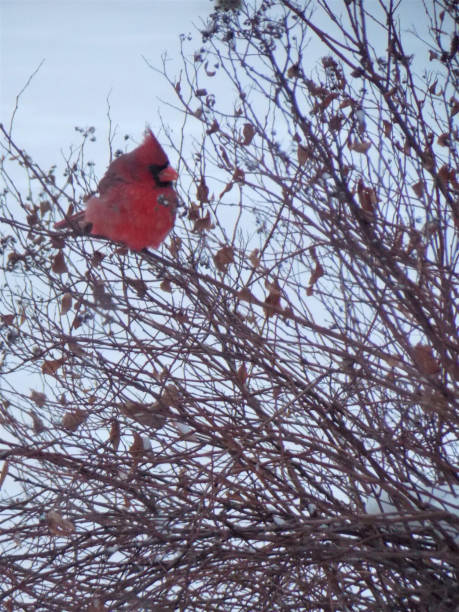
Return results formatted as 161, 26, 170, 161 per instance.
129, 431, 144, 457
47, 510, 75, 536
307, 260, 325, 296
238, 287, 255, 303
249, 249, 260, 268
193, 210, 213, 233
349, 140, 371, 154
168, 236, 182, 257
297, 145, 312, 165
120, 400, 166, 430
42, 357, 66, 377
214, 245, 234, 271
237, 363, 248, 385
263, 279, 282, 318
52, 251, 68, 275
411, 181, 424, 198
30, 411, 46, 434
62, 409, 87, 432
40, 200, 51, 215
219, 181, 234, 198
382, 120, 392, 138
357, 179, 378, 216
160, 279, 172, 293
109, 419, 120, 451
242, 123, 255, 145
0, 314, 15, 325
0, 460, 9, 490
206, 119, 219, 135
287, 63, 300, 78
126, 277, 148, 298
413, 344, 441, 376
60, 292, 72, 316
157, 384, 181, 411
197, 176, 209, 203
30, 390, 46, 408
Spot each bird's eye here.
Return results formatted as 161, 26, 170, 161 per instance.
149, 163, 168, 177
149, 163, 170, 186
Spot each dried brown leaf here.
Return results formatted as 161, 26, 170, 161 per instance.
62, 409, 87, 432
382, 120, 392, 138
30, 411, 46, 434
91, 251, 105, 267
206, 119, 219, 135
437, 133, 450, 147
413, 344, 441, 376
412, 181, 424, 198
188, 202, 200, 221
357, 179, 377, 216
214, 245, 234, 271
237, 363, 248, 385
0, 314, 15, 325
168, 236, 182, 257
238, 287, 255, 303
249, 249, 260, 268
193, 210, 212, 233
0, 460, 9, 490
349, 140, 371, 154
197, 176, 209, 203
219, 181, 234, 198
307, 261, 325, 296
47, 510, 75, 536
52, 251, 68, 275
242, 123, 255, 145
160, 279, 172, 293
129, 431, 144, 458
205, 61, 216, 77
328, 114, 342, 131
120, 401, 166, 430
263, 280, 282, 318
60, 292, 72, 316
157, 384, 181, 411
297, 145, 312, 165
30, 390, 46, 408
287, 63, 300, 78
109, 419, 120, 451
39, 200, 51, 215
127, 277, 148, 298
42, 357, 66, 377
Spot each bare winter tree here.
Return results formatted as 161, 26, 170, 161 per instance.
0, 1, 458, 610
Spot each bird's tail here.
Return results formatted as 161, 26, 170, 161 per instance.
54, 211, 86, 230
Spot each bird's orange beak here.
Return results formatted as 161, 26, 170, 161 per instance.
158, 165, 178, 183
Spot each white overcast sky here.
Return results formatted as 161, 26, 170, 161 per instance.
1, 0, 211, 167
1, 0, 433, 170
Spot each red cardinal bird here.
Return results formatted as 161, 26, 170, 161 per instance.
55, 129, 178, 251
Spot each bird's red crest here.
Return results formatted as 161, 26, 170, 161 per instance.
136, 128, 170, 168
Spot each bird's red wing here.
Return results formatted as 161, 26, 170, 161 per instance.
97, 158, 131, 195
